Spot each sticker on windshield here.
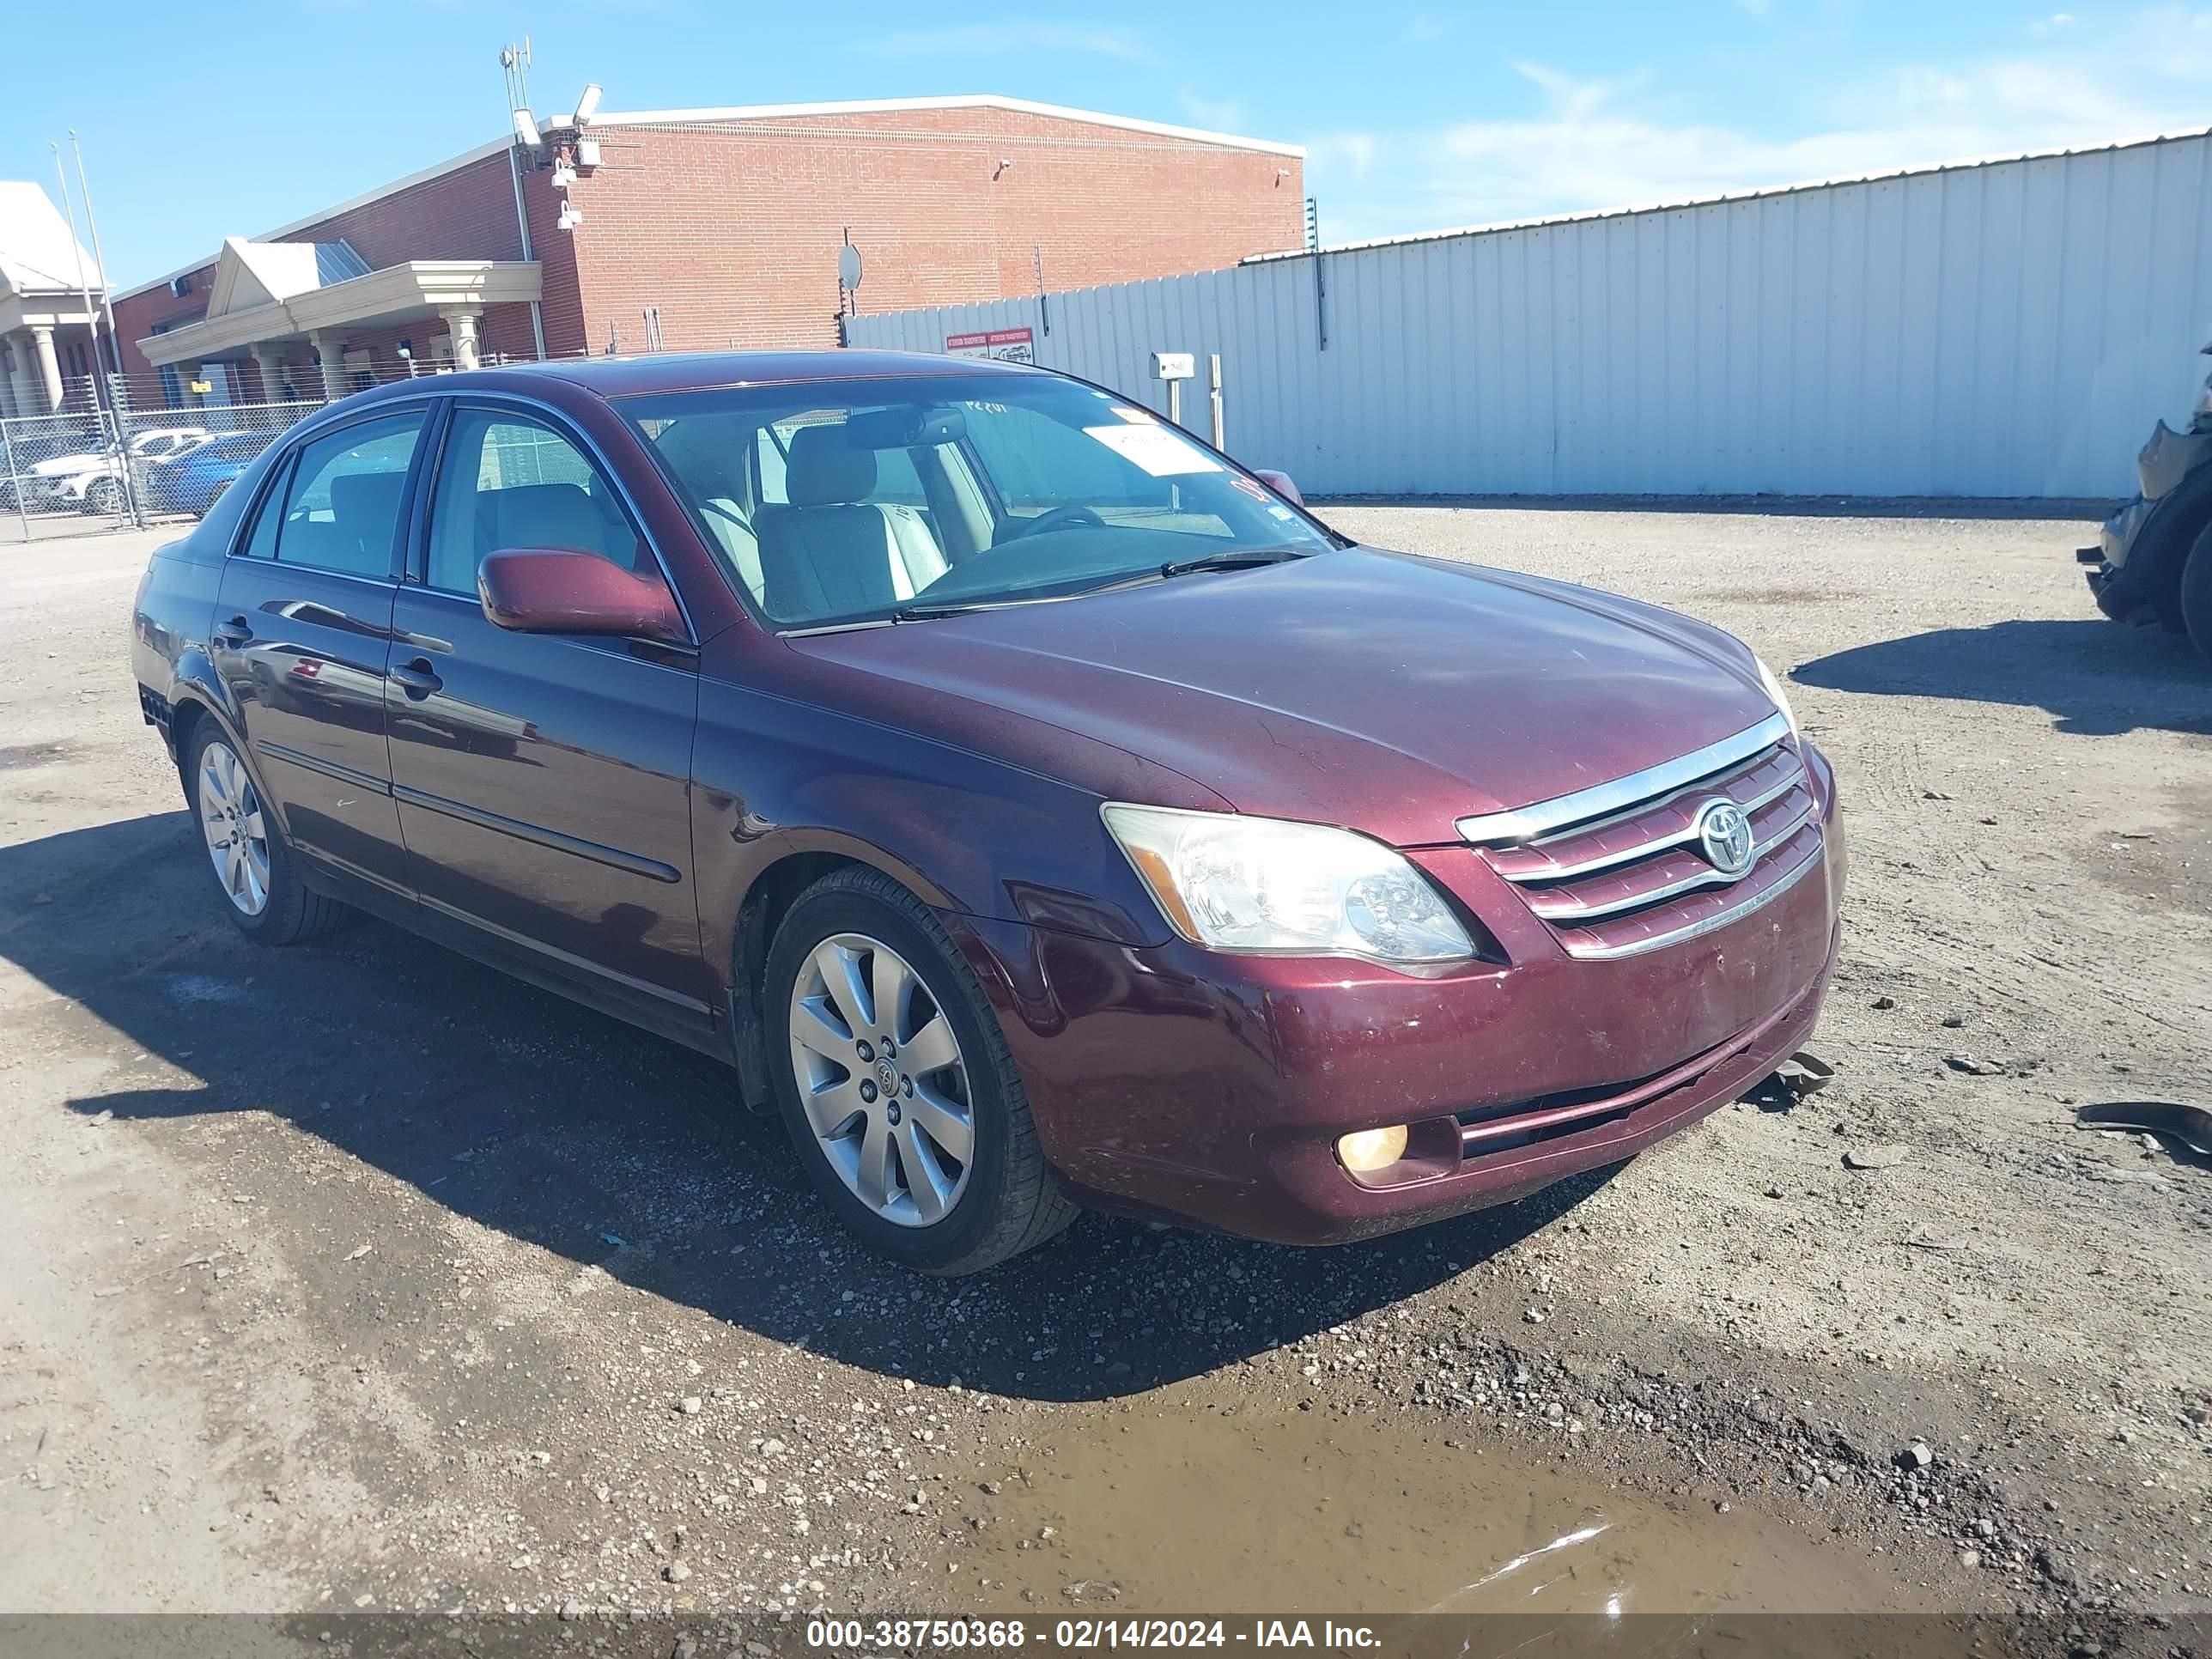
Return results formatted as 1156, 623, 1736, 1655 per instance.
1084, 422, 1221, 477
1106, 405, 1158, 424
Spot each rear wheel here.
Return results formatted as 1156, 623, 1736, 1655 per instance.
763, 866, 1078, 1274
185, 723, 347, 944
2183, 525, 2212, 664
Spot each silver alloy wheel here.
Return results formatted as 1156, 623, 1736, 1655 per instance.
197, 741, 270, 917
787, 932, 975, 1227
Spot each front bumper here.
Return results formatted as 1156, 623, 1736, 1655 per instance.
963, 744, 1846, 1246
2081, 418, 2212, 624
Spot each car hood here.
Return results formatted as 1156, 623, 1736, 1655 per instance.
786, 547, 1781, 848
32, 453, 107, 477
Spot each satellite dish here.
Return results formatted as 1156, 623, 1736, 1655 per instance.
838, 243, 863, 292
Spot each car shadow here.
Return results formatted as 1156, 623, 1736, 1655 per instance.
0, 811, 1611, 1405
1791, 618, 2212, 736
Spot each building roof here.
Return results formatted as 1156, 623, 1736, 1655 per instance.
1243, 124, 2212, 263
576, 94, 1305, 156
204, 235, 371, 319
114, 94, 1303, 304
0, 180, 103, 297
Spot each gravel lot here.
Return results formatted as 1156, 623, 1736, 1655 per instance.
1, 505, 2208, 1651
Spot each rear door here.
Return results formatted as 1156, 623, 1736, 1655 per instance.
385, 398, 711, 1026
209, 406, 428, 900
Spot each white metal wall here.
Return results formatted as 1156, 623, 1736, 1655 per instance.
849, 131, 2212, 500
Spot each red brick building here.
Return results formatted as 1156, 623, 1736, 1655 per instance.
115, 95, 1304, 408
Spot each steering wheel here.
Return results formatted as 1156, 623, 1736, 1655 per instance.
1012, 504, 1107, 539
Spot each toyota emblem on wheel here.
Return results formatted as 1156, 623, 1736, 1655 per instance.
1696, 799, 1756, 877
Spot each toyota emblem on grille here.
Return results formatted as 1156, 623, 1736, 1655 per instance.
1696, 799, 1755, 877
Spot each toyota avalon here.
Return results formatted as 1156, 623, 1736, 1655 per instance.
128, 351, 1844, 1274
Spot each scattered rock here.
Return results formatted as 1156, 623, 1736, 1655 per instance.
678, 1396, 702, 1416
1943, 1053, 2004, 1076
343, 1244, 370, 1261
664, 1560, 691, 1583
1897, 1442, 1934, 1470
1871, 995, 1897, 1011
558, 1600, 585, 1622
1844, 1144, 1910, 1170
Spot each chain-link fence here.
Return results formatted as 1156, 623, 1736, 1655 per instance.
1, 350, 599, 545
1, 380, 328, 544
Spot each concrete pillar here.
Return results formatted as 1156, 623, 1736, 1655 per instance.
250, 344, 289, 404
6, 336, 33, 419
0, 343, 17, 419
441, 307, 482, 372
27, 326, 63, 413
310, 331, 347, 401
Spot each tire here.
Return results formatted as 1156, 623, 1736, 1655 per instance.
763, 866, 1079, 1275
2183, 525, 2212, 665
184, 722, 348, 945
82, 476, 124, 517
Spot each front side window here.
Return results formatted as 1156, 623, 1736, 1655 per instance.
427, 408, 643, 594
269, 411, 424, 579
624, 373, 1331, 629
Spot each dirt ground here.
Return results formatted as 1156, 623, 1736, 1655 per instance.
1, 505, 2208, 1653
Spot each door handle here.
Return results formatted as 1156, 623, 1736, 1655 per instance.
390, 657, 444, 696
211, 616, 252, 647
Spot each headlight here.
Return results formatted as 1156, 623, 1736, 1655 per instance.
1754, 655, 1800, 740
1100, 803, 1477, 963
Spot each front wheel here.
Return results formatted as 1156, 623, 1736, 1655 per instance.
82, 476, 124, 516
763, 867, 1078, 1274
185, 724, 348, 944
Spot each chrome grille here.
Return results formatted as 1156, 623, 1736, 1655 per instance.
1458, 713, 1823, 960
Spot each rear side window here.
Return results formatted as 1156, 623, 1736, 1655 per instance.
240, 455, 290, 562
426, 409, 643, 594
267, 413, 425, 579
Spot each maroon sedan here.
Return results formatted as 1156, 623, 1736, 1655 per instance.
128, 351, 1844, 1274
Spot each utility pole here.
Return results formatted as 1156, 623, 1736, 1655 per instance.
52, 142, 140, 526
68, 132, 124, 385
501, 39, 550, 361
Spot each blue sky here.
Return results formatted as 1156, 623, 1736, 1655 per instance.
10, 1, 2212, 287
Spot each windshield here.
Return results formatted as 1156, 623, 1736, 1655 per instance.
621, 373, 1333, 629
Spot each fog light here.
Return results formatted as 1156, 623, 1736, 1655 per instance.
1335, 1124, 1409, 1174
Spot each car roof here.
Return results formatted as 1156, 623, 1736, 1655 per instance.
403, 349, 1047, 403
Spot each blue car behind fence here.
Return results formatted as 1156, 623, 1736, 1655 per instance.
144, 433, 272, 517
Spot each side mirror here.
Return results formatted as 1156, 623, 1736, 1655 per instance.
478, 547, 687, 643
1251, 468, 1304, 507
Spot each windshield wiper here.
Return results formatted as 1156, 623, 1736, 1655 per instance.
893, 547, 1317, 621
1157, 545, 1312, 579
892, 598, 1041, 621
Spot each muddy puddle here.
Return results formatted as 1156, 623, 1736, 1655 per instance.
969, 1398, 1935, 1618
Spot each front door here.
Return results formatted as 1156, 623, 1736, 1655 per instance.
385, 401, 710, 1023
209, 406, 428, 900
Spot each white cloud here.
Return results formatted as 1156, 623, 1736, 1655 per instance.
1301, 8, 2212, 244
859, 18, 1146, 61
1177, 88, 1249, 132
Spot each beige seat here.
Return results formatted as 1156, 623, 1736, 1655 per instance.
755, 425, 946, 616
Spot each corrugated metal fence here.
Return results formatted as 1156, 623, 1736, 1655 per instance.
850, 131, 2212, 500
